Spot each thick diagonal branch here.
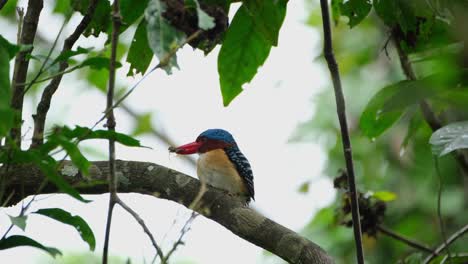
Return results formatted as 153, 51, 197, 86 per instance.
6, 160, 334, 264
30, 0, 98, 148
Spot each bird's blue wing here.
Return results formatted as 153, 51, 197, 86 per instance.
225, 146, 255, 201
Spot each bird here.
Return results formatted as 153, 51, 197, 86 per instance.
169, 129, 254, 203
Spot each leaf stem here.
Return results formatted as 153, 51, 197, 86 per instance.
377, 225, 434, 253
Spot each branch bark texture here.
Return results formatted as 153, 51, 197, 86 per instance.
6, 160, 334, 264
319, 1, 364, 263
31, 0, 98, 148
10, 0, 43, 145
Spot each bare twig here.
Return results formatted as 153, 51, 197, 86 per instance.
162, 212, 197, 263
10, 0, 43, 146
93, 30, 203, 129
434, 158, 452, 259
120, 103, 196, 166
102, 1, 121, 263
424, 224, 468, 263
377, 225, 434, 253
319, 1, 364, 263
115, 196, 165, 262
30, 0, 98, 148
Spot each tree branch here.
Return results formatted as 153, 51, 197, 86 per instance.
423, 223, 468, 263
377, 225, 433, 253
10, 0, 43, 146
102, 1, 121, 263
319, 1, 364, 263
6, 160, 334, 264
30, 0, 98, 148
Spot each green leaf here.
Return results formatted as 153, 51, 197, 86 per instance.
298, 182, 310, 193
0, 0, 18, 18
127, 20, 153, 76
243, 0, 287, 46
331, 0, 343, 25
53, 0, 72, 16
33, 208, 96, 251
79, 56, 122, 70
131, 112, 153, 136
430, 121, 468, 156
121, 0, 149, 27
359, 81, 406, 138
0, 235, 61, 257
52, 46, 92, 66
8, 215, 27, 231
340, 0, 372, 27
145, 0, 186, 74
2, 148, 90, 203
218, 5, 272, 106
401, 109, 424, 151
430, 254, 468, 264
55, 138, 91, 175
73, 0, 111, 37
50, 126, 143, 147
373, 0, 418, 33
0, 37, 14, 137
0, 34, 20, 59
372, 191, 397, 202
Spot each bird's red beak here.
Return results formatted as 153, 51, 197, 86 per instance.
169, 141, 202, 155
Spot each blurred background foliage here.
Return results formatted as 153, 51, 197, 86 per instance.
294, 0, 468, 263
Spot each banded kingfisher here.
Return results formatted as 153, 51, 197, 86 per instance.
169, 129, 254, 203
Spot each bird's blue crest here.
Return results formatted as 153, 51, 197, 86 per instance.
198, 129, 236, 144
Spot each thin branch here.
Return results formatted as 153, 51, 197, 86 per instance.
102, 1, 121, 263
120, 103, 196, 166
10, 0, 44, 146
6, 160, 334, 264
377, 225, 434, 253
115, 197, 165, 262
92, 30, 203, 129
319, 1, 364, 263
30, 0, 98, 149
162, 212, 197, 263
434, 157, 452, 259
424, 224, 468, 263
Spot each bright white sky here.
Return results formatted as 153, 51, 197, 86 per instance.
0, 1, 336, 263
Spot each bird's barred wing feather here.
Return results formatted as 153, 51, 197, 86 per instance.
225, 146, 254, 200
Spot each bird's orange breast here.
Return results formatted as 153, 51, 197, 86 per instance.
197, 149, 248, 195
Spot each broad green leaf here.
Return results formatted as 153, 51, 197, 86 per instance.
73, 0, 111, 37
372, 191, 397, 202
49, 126, 143, 147
401, 109, 424, 151
340, 0, 372, 27
53, 0, 72, 16
373, 0, 420, 33
359, 81, 406, 138
33, 208, 96, 251
52, 47, 92, 66
127, 20, 153, 76
8, 215, 27, 231
0, 38, 14, 137
0, 0, 18, 17
243, 0, 287, 46
331, 0, 343, 25
430, 121, 468, 156
145, 0, 186, 74
121, 0, 149, 27
431, 254, 468, 264
218, 5, 272, 106
0, 34, 20, 59
0, 235, 61, 257
56, 138, 91, 175
79, 57, 122, 70
2, 149, 90, 203
0, 40, 11, 105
